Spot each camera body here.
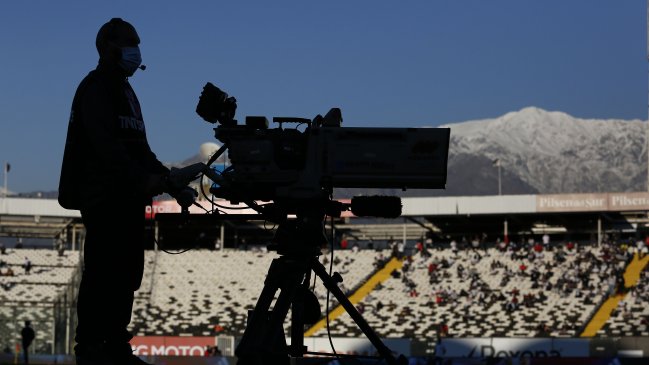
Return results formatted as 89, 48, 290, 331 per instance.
196, 83, 450, 203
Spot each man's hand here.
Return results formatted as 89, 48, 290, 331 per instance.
172, 186, 198, 210
168, 163, 208, 191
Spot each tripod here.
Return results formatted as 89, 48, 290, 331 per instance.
234, 208, 404, 365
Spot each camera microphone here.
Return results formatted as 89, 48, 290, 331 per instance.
350, 196, 402, 218
139, 65, 147, 71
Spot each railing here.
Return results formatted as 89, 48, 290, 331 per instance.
148, 248, 160, 306
52, 251, 82, 354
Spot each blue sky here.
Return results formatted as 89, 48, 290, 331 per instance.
0, 0, 646, 192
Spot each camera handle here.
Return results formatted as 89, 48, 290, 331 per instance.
272, 117, 310, 129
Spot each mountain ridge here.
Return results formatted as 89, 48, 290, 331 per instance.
435, 106, 647, 196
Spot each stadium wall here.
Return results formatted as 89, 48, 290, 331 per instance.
3, 192, 649, 219
440, 337, 649, 359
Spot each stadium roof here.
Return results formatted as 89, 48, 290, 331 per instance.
2, 193, 649, 240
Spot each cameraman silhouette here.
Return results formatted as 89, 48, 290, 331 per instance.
59, 18, 190, 365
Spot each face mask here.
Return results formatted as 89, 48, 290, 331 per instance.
118, 47, 142, 76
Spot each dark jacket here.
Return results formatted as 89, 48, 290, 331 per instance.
59, 63, 168, 210
21, 326, 34, 347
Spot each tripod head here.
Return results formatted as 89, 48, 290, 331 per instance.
251, 195, 402, 257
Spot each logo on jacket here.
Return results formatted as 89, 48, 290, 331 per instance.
119, 115, 145, 132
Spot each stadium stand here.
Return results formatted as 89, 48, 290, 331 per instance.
0, 238, 644, 358
128, 248, 383, 337
307, 240, 635, 352
0, 248, 80, 354
597, 255, 649, 337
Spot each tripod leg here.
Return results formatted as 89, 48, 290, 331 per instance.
291, 294, 305, 357
290, 270, 313, 357
311, 258, 400, 365
265, 257, 312, 357
236, 257, 311, 365
235, 259, 286, 363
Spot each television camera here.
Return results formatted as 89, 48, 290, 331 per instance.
161, 82, 450, 365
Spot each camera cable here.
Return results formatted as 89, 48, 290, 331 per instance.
325, 214, 340, 360
146, 207, 196, 255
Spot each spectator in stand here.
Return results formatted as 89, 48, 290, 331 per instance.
636, 240, 645, 259
375, 301, 384, 313
340, 237, 348, 250
497, 238, 507, 252
526, 237, 535, 251
505, 297, 519, 312
402, 259, 411, 273
415, 241, 423, 255
471, 236, 480, 251
23, 258, 32, 274
373, 253, 385, 268
56, 239, 66, 257
566, 241, 575, 251
470, 252, 481, 266
397, 241, 405, 259
0, 242, 5, 255
389, 240, 398, 258
508, 240, 518, 254
438, 323, 449, 337
536, 323, 551, 337
509, 287, 520, 297
456, 264, 465, 279
450, 239, 458, 255
519, 263, 527, 276
615, 272, 626, 295
461, 236, 468, 250
542, 234, 550, 249
387, 301, 396, 311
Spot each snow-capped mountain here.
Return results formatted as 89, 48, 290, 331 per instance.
440, 106, 647, 195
